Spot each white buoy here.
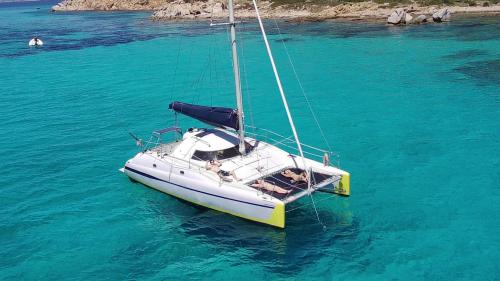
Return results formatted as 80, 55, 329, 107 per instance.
28, 38, 43, 47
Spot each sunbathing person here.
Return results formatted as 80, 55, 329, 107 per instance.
281, 169, 308, 183
251, 179, 291, 194
206, 160, 239, 181
205, 159, 222, 172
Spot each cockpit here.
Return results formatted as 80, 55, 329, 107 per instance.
167, 128, 254, 162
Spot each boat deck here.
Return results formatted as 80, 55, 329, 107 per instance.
150, 142, 181, 156
252, 168, 333, 200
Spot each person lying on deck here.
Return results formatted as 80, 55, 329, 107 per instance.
251, 179, 291, 194
281, 169, 308, 183
206, 160, 239, 181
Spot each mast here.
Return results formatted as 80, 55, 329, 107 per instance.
228, 0, 246, 155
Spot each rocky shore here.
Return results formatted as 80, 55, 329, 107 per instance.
51, 0, 168, 11
51, 0, 500, 22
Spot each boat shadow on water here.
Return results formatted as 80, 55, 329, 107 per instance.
174, 197, 363, 275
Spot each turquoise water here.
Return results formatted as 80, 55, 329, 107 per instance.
1, 1, 499, 280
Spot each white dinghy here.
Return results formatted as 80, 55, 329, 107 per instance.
28, 37, 43, 46
121, 0, 350, 228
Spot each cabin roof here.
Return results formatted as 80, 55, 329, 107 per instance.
183, 128, 239, 152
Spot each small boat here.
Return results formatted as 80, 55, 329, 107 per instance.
28, 37, 43, 47
121, 0, 350, 228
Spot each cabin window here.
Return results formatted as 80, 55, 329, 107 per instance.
216, 146, 240, 160
191, 146, 240, 161
191, 150, 217, 161
191, 142, 256, 162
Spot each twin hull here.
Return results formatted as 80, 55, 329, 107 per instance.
124, 154, 285, 228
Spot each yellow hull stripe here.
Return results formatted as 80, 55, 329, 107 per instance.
156, 187, 285, 228
334, 172, 350, 196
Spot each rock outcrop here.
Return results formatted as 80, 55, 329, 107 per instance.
52, 0, 168, 11
413, 14, 428, 23
432, 8, 451, 22
404, 12, 413, 23
388, 8, 435, 25
387, 8, 406, 24
151, 0, 227, 20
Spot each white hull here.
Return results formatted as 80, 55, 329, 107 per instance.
121, 128, 350, 228
123, 153, 285, 227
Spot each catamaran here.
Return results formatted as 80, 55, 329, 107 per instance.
120, 0, 350, 228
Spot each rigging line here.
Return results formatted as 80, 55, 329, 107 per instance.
309, 190, 326, 230
169, 30, 184, 103
207, 16, 226, 106
208, 25, 214, 106
272, 19, 333, 154
192, 47, 210, 88
209, 2, 215, 106
212, 26, 228, 102
285, 192, 336, 212
224, 25, 234, 90
251, 0, 311, 192
210, 22, 225, 107
238, 21, 256, 132
206, 33, 215, 104
185, 32, 196, 103
190, 47, 211, 104
213, 23, 225, 107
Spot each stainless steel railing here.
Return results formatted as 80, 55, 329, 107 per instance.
245, 125, 340, 166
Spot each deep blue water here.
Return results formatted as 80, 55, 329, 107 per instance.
1, 2, 499, 280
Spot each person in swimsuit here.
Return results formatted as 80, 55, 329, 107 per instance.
206, 159, 239, 181
281, 169, 308, 183
251, 179, 291, 194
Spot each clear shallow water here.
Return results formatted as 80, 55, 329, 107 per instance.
1, 2, 499, 280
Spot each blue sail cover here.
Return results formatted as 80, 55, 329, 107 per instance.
169, 101, 239, 130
